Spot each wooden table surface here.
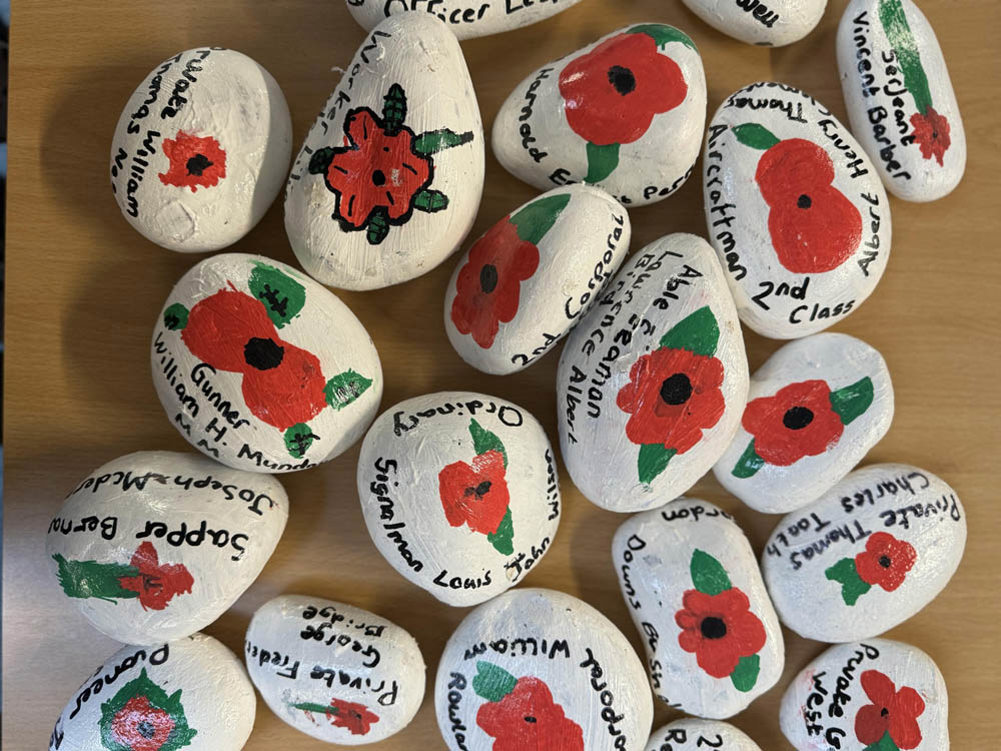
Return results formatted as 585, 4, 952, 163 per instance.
4, 0, 1000, 748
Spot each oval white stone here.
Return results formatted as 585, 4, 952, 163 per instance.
713, 333, 894, 514
444, 185, 630, 375
763, 463, 967, 642
557, 233, 749, 512
45, 451, 287, 645
680, 0, 826, 47
245, 594, 425, 744
838, 0, 966, 202
434, 587, 653, 750
285, 14, 485, 290
492, 23, 706, 207
646, 718, 763, 751
152, 253, 383, 473
613, 499, 784, 719
111, 47, 291, 252
780, 638, 949, 750
704, 82, 892, 339
49, 633, 255, 751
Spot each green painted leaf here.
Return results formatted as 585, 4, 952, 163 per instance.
509, 193, 572, 245
658, 306, 720, 356
472, 661, 518, 703
825, 557, 872, 606
627, 23, 697, 50
864, 732, 900, 751
585, 141, 620, 183
730, 654, 760, 693
291, 701, 339, 715
100, 668, 197, 751
52, 554, 138, 602
732, 123, 781, 150
413, 128, 474, 155
163, 303, 189, 331
367, 209, 390, 245
732, 439, 765, 478
324, 370, 373, 410
638, 443, 677, 484
382, 83, 407, 133
690, 549, 732, 596
284, 423, 318, 459
829, 377, 874, 426
879, 0, 933, 114
413, 189, 449, 213
249, 262, 306, 329
469, 419, 507, 466
308, 147, 336, 175
487, 508, 515, 555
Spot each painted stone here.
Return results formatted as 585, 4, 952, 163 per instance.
285, 14, 484, 290
646, 718, 763, 751
492, 23, 707, 207
357, 392, 560, 606
780, 638, 949, 751
45, 451, 287, 646
111, 48, 292, 253
704, 82, 891, 339
679, 0, 826, 47
245, 594, 425, 744
152, 253, 382, 473
613, 499, 784, 719
557, 233, 749, 513
345, 0, 584, 41
444, 185, 630, 375
763, 463, 966, 642
49, 633, 255, 751
713, 333, 893, 514
434, 587, 653, 751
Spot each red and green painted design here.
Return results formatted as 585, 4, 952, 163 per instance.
731, 377, 874, 477
878, 0, 951, 166
451, 193, 570, 349
732, 123, 862, 274
558, 25, 693, 183
674, 549, 767, 692
308, 83, 474, 245
438, 419, 513, 554
53, 541, 193, 611
99, 668, 197, 751
855, 670, 925, 750
826, 532, 917, 606
164, 262, 373, 458
158, 131, 226, 192
289, 698, 379, 736
472, 661, 584, 751
616, 306, 726, 485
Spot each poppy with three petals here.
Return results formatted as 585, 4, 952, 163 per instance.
675, 588, 767, 679
158, 131, 227, 192
910, 107, 951, 167
741, 379, 845, 466
438, 449, 510, 536
854, 669, 926, 749
118, 541, 194, 612
854, 532, 918, 592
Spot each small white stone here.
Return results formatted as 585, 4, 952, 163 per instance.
613, 499, 784, 719
49, 633, 255, 751
713, 333, 893, 514
646, 718, 763, 750
838, 0, 965, 202
444, 184, 630, 375
780, 638, 949, 750
285, 14, 484, 290
434, 587, 653, 750
245, 594, 425, 745
45, 451, 287, 646
763, 463, 967, 642
703, 82, 892, 339
680, 0, 827, 47
492, 24, 706, 206
357, 392, 561, 606
111, 48, 292, 252
557, 233, 749, 513
152, 253, 383, 473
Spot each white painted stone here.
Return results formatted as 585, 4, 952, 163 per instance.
285, 14, 484, 290
111, 48, 292, 252
838, 0, 966, 202
763, 463, 966, 642
704, 82, 891, 339
245, 594, 425, 745
45, 451, 287, 646
557, 233, 749, 513
713, 333, 893, 514
646, 718, 763, 750
680, 0, 826, 47
345, 0, 584, 40
613, 499, 784, 719
492, 23, 706, 207
152, 253, 383, 473
357, 392, 560, 606
434, 587, 653, 750
49, 633, 255, 751
780, 638, 949, 750
444, 185, 630, 375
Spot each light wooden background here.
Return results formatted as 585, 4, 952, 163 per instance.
5, 0, 1000, 748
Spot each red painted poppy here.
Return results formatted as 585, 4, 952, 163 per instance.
181, 286, 276, 372
109, 695, 176, 751
241, 341, 328, 430
855, 670, 925, 749
438, 449, 510, 536
477, 677, 584, 751
450, 217, 539, 349
118, 542, 193, 612
675, 588, 766, 678
854, 532, 917, 592
324, 699, 379, 736
158, 131, 227, 192
616, 347, 725, 453
910, 107, 951, 167
741, 380, 845, 466
558, 33, 687, 146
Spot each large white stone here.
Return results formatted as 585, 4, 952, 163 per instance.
680, 0, 827, 47
646, 718, 763, 750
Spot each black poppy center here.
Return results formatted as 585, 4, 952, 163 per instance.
480, 264, 499, 294
186, 154, 213, 176
797, 194, 812, 209
879, 555, 892, 568
660, 373, 693, 406
137, 720, 156, 739
466, 481, 492, 498
607, 65, 636, 96
881, 707, 890, 717
372, 169, 387, 186
700, 616, 727, 640
244, 337, 285, 370
783, 406, 814, 430
524, 716, 537, 723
